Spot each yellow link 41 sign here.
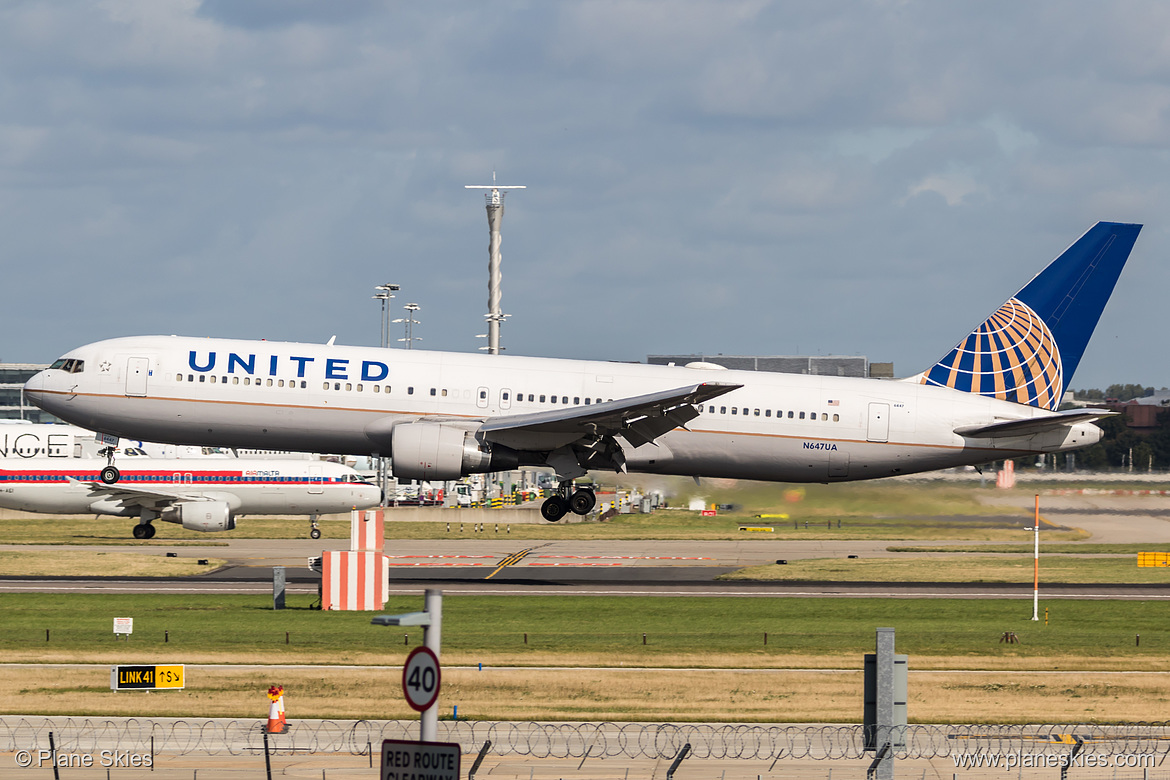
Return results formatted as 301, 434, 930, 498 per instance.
110, 665, 185, 690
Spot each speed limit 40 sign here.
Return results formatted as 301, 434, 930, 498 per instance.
402, 646, 441, 712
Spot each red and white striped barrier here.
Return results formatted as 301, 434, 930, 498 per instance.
321, 551, 390, 611
351, 509, 384, 552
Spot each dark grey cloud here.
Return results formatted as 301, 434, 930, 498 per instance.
0, 0, 1165, 391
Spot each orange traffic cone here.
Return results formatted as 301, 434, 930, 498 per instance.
266, 685, 288, 734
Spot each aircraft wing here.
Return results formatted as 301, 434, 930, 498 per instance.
480, 382, 742, 450
70, 479, 209, 510
954, 409, 1117, 438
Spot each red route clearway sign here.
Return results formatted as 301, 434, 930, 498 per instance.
380, 739, 460, 780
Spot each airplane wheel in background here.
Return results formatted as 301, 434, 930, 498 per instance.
569, 489, 596, 515
144, 525, 156, 539
310, 528, 321, 540
541, 496, 569, 522
132, 525, 149, 540
100, 466, 120, 484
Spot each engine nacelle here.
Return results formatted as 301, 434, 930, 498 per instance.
391, 423, 518, 481
168, 500, 236, 532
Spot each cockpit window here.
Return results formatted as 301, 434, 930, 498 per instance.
50, 358, 85, 373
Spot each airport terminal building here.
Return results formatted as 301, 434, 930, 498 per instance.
0, 363, 57, 423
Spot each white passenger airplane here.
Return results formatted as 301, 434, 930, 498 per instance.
25, 222, 1141, 521
0, 458, 381, 538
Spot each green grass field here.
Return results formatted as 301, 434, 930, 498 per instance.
3, 592, 1166, 668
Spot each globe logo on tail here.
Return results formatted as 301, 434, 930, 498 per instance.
921, 298, 1063, 410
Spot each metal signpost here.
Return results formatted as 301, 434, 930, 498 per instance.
372, 589, 443, 741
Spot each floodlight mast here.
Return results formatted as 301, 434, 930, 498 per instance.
465, 173, 525, 355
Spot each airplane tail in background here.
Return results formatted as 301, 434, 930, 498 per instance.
917, 222, 1142, 410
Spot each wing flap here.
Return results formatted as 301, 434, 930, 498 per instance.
71, 478, 204, 508
480, 382, 740, 451
954, 409, 1116, 438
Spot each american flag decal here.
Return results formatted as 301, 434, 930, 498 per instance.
827, 399, 839, 406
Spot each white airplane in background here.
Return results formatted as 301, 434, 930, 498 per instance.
0, 458, 381, 538
25, 222, 1141, 522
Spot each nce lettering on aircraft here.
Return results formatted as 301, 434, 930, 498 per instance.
110, 665, 184, 690
189, 351, 391, 382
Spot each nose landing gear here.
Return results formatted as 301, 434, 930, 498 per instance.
98, 446, 120, 485
540, 482, 597, 522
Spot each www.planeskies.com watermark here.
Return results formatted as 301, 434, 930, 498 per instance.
953, 751, 1156, 770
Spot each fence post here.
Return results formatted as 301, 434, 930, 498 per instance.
48, 731, 60, 780
263, 730, 272, 780
468, 740, 493, 780
665, 743, 691, 780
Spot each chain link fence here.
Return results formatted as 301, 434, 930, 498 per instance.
3, 718, 1170, 762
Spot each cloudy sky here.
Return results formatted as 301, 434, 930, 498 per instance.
0, 1, 1166, 391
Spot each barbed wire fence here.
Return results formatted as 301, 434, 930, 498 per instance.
3, 718, 1170, 763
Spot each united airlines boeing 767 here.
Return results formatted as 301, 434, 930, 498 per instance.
25, 222, 1141, 521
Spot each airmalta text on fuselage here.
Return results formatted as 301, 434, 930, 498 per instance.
187, 351, 389, 382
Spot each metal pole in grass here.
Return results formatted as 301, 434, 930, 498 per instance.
371, 589, 443, 741
1024, 495, 1040, 621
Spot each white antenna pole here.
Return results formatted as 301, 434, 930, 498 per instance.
465, 174, 525, 355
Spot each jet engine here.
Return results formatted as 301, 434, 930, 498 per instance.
390, 422, 518, 481
165, 501, 236, 532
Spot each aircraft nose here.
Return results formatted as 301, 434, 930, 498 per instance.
23, 371, 46, 402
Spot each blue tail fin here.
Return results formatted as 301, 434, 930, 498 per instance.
919, 222, 1141, 410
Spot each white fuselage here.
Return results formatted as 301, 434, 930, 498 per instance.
24, 336, 1102, 483
0, 456, 381, 517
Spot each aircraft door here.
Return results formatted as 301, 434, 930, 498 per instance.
500, 388, 512, 410
867, 403, 890, 443
309, 466, 323, 494
125, 357, 150, 397
476, 387, 489, 409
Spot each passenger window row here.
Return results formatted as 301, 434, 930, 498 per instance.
705, 405, 841, 423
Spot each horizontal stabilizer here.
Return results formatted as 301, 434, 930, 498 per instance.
954, 408, 1116, 438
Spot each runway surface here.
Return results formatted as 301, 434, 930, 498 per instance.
2, 492, 1168, 598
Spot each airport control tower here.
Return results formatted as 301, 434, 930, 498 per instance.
465, 174, 525, 355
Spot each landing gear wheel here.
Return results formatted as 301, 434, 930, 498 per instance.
100, 465, 120, 485
541, 496, 569, 522
144, 524, 156, 539
132, 524, 153, 540
569, 489, 596, 515
310, 528, 321, 540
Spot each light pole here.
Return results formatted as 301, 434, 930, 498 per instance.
372, 283, 400, 348
1024, 494, 1040, 621
393, 303, 422, 350
372, 284, 400, 504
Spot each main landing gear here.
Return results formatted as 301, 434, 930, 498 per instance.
132, 523, 156, 540
98, 446, 120, 485
540, 482, 597, 522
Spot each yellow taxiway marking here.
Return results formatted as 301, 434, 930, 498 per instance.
485, 547, 537, 580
